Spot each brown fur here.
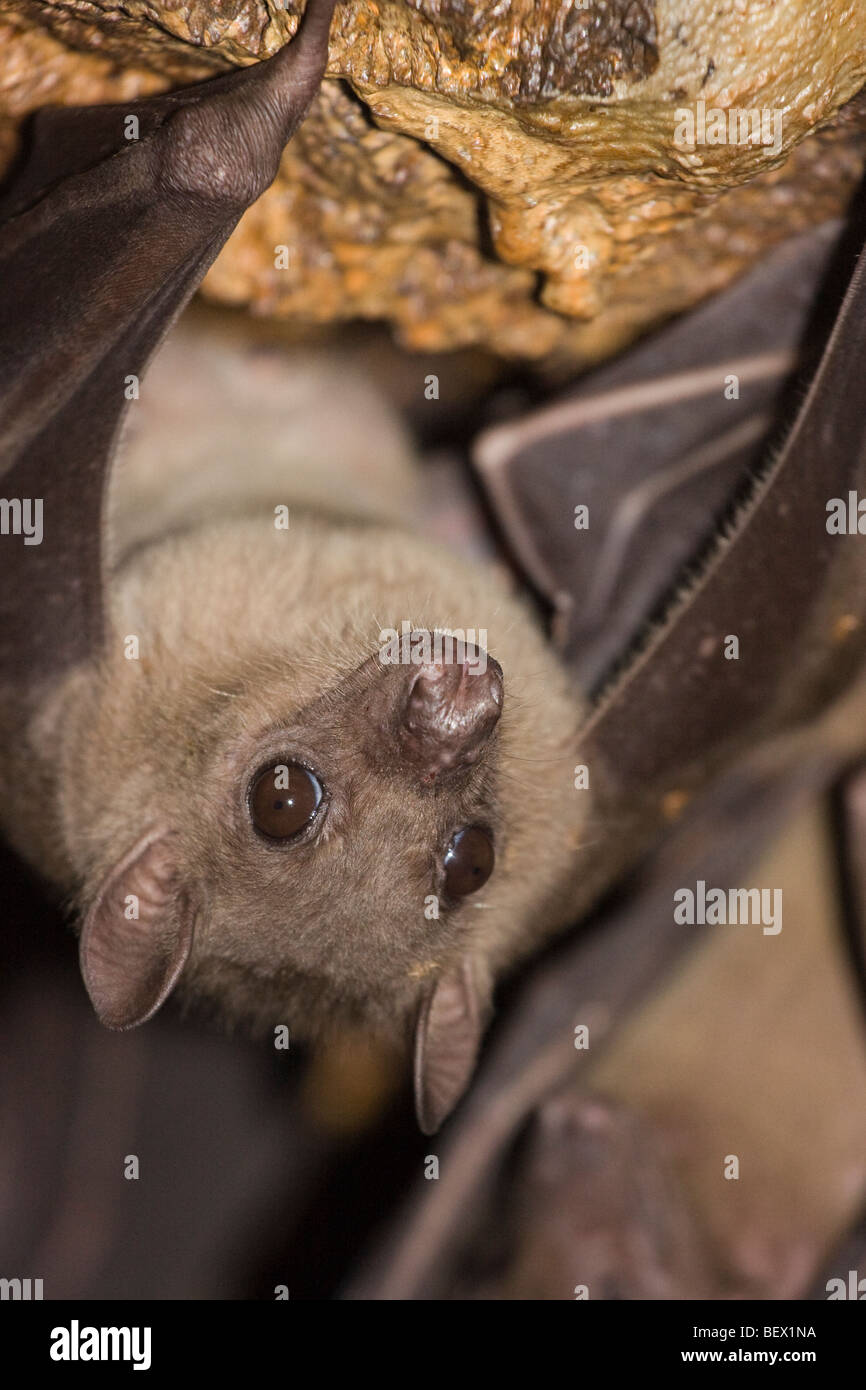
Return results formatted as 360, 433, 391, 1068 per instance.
2, 432, 585, 1058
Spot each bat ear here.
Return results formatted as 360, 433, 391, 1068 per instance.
79, 830, 196, 1030
413, 957, 492, 1134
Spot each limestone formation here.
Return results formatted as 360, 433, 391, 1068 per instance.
2, 1, 865, 360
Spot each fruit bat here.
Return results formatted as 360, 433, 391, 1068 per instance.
3, 0, 866, 1137
0, 0, 584, 1137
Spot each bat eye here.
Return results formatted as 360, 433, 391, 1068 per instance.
443, 826, 494, 897
249, 761, 322, 841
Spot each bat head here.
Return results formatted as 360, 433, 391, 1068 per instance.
46, 521, 584, 1129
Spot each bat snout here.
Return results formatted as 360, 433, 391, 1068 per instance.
398, 639, 503, 781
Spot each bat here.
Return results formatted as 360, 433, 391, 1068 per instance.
0, 0, 587, 1137
3, 0, 866, 1139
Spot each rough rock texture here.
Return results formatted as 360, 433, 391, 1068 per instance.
2, 0, 866, 360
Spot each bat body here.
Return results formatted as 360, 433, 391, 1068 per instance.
0, 0, 584, 1132
7, 468, 584, 1079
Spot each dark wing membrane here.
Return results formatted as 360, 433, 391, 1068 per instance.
0, 0, 335, 690
475, 223, 843, 690
0, 174, 240, 678
475, 215, 866, 943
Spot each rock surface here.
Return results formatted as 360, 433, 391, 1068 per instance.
2, 0, 866, 360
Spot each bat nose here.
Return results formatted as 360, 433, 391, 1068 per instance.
399, 638, 503, 780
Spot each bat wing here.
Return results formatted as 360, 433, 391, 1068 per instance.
475, 222, 843, 692
473, 218, 866, 921
578, 218, 866, 832
0, 0, 335, 689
